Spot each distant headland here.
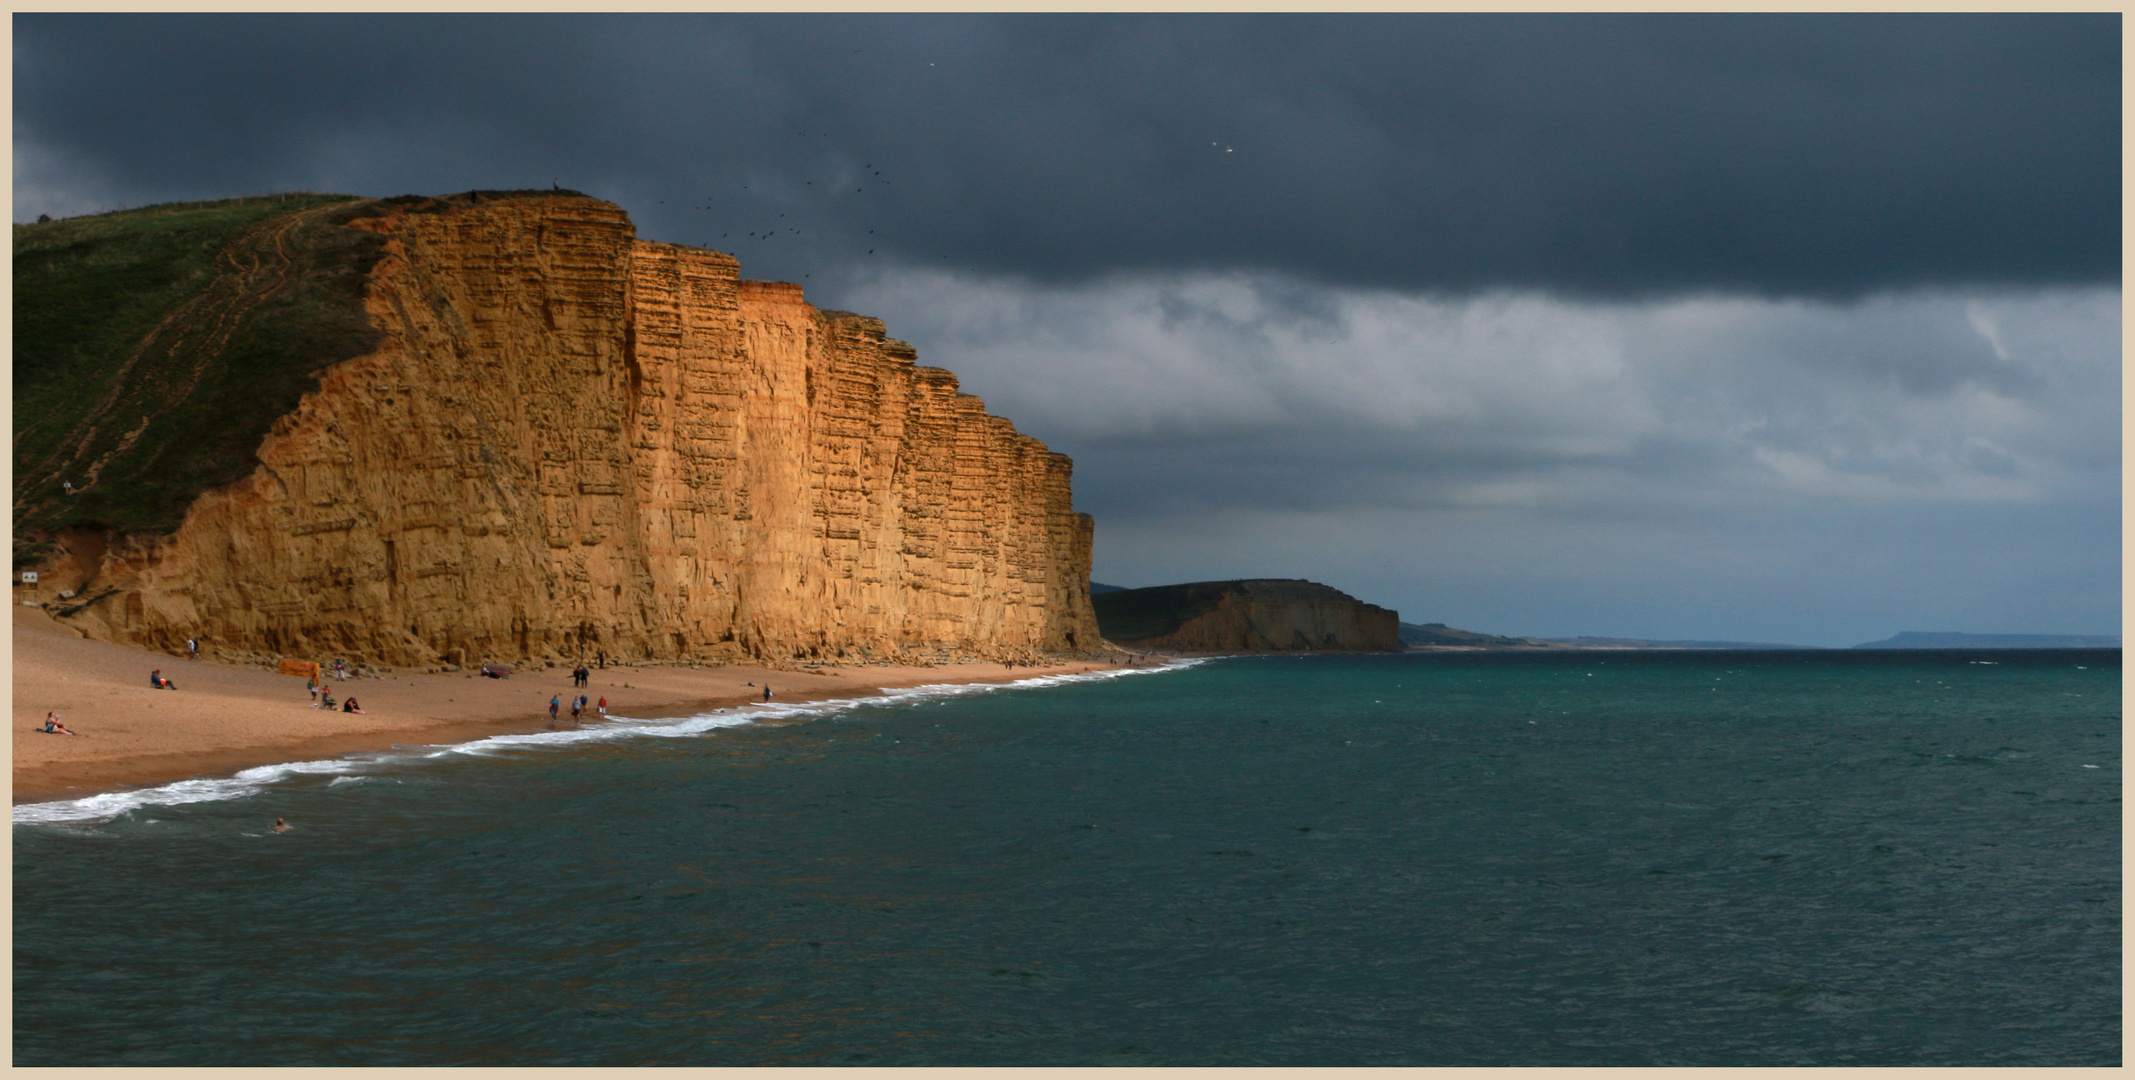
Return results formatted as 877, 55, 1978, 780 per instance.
1093, 579, 1399, 652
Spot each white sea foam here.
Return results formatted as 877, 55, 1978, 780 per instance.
13, 658, 1204, 826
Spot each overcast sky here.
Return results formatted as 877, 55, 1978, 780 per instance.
15, 14, 2121, 645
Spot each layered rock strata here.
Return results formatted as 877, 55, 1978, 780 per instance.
41, 194, 1101, 666
1092, 579, 1400, 652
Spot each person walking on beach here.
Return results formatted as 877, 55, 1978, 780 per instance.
570, 696, 583, 721
334, 657, 348, 681
763, 684, 773, 702
187, 637, 199, 660
550, 695, 562, 722
596, 696, 607, 720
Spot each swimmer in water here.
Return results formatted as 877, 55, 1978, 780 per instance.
273, 817, 291, 833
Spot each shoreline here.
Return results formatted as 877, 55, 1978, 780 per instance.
13, 606, 1154, 807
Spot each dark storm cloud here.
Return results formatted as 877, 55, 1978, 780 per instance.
13, 13, 2119, 299
838, 271, 2119, 521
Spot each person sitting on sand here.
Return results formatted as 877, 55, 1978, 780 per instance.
320, 689, 336, 711
151, 669, 175, 690
41, 712, 76, 735
341, 697, 364, 714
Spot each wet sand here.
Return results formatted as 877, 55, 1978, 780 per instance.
13, 606, 1129, 805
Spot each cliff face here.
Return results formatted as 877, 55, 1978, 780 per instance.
40, 194, 1101, 666
1092, 579, 1399, 652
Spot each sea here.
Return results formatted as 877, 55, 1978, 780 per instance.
13, 649, 2120, 1066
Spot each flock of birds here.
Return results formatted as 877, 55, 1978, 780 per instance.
640, 130, 910, 276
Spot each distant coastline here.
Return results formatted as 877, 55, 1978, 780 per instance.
1851, 631, 2122, 650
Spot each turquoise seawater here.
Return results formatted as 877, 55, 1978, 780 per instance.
13, 650, 2121, 1065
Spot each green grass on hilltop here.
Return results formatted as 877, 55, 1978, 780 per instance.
14, 193, 387, 544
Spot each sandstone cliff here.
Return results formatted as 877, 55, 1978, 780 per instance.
27, 193, 1101, 666
1092, 579, 1399, 652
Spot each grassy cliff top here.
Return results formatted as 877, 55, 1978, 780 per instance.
13, 190, 613, 557
14, 194, 394, 549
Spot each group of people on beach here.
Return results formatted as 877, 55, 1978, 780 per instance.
304, 676, 364, 713
549, 692, 607, 725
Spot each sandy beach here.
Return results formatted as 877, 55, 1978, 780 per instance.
13, 605, 1134, 805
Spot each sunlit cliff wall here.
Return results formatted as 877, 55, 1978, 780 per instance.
49, 194, 1101, 666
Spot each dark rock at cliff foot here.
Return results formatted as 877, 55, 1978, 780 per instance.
1094, 579, 1399, 652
